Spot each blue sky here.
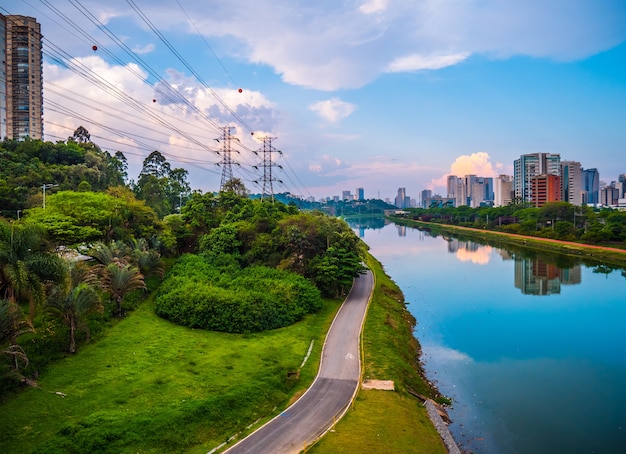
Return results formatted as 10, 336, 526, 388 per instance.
4, 0, 626, 201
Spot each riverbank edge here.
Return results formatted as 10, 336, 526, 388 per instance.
390, 217, 626, 268
363, 252, 459, 453
309, 252, 455, 453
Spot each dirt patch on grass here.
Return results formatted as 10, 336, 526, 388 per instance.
362, 379, 395, 391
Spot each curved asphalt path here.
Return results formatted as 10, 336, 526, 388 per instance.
224, 269, 374, 454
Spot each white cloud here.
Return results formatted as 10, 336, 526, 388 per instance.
35, 0, 626, 91
456, 246, 493, 265
424, 344, 473, 363
429, 152, 498, 192
42, 56, 279, 191
387, 52, 470, 72
309, 98, 356, 123
450, 152, 497, 177
308, 155, 346, 174
359, 0, 390, 15
132, 43, 155, 55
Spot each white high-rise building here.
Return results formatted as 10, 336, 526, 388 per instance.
494, 175, 513, 207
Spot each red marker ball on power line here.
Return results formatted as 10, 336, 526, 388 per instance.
238, 88, 243, 93
152, 99, 156, 103
92, 45, 98, 51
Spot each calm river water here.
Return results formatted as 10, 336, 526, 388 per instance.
353, 220, 626, 454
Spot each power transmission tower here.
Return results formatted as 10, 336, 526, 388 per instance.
215, 126, 239, 190
253, 136, 282, 201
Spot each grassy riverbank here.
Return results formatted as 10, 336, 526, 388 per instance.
0, 252, 448, 453
392, 217, 626, 268
310, 254, 447, 453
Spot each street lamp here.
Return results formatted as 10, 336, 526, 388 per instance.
42, 184, 58, 210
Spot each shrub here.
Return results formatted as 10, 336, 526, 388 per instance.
155, 255, 322, 333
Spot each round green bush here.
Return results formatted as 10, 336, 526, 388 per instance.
155, 255, 322, 333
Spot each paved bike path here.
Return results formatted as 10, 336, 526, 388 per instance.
224, 270, 374, 454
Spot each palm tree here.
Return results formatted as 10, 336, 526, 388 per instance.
100, 263, 146, 317
0, 298, 33, 372
0, 221, 65, 322
128, 238, 164, 280
46, 261, 101, 354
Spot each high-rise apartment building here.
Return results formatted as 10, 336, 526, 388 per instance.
494, 175, 513, 207
582, 168, 600, 205
513, 153, 561, 203
1, 14, 43, 140
420, 189, 432, 208
356, 187, 364, 201
395, 187, 410, 209
560, 161, 583, 206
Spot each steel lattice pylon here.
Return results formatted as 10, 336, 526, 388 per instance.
253, 136, 282, 201
216, 126, 239, 191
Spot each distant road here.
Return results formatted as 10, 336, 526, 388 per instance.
224, 270, 374, 454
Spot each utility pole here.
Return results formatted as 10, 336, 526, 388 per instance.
215, 126, 239, 191
253, 137, 282, 201
42, 183, 58, 210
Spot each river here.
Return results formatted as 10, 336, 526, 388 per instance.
352, 220, 626, 454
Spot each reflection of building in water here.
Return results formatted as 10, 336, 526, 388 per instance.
447, 239, 479, 253
514, 256, 581, 295
497, 249, 514, 261
358, 226, 365, 238
396, 224, 406, 237
560, 266, 581, 285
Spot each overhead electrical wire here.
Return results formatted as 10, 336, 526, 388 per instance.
18, 1, 312, 196
125, 0, 255, 133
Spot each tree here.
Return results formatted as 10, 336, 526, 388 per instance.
0, 299, 33, 372
168, 168, 191, 213
128, 238, 164, 281
46, 261, 101, 354
99, 263, 146, 318
139, 150, 171, 179
0, 221, 66, 321
70, 126, 91, 143
88, 241, 146, 317
24, 189, 160, 244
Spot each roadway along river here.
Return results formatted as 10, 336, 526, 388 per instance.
224, 269, 374, 454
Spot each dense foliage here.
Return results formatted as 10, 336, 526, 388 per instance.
400, 201, 626, 247
1, 136, 367, 397
155, 255, 321, 333
0, 134, 127, 218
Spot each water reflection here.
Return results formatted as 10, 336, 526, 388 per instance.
514, 257, 581, 295
354, 221, 626, 454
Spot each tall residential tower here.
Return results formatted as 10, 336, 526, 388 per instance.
513, 153, 561, 203
1, 14, 43, 140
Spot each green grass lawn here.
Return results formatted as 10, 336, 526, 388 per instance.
309, 391, 445, 454
1, 253, 449, 454
0, 297, 339, 453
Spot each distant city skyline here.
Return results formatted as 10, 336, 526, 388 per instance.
2, 1, 626, 201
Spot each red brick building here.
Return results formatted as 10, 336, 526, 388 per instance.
531, 174, 561, 207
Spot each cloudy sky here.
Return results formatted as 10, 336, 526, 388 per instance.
4, 0, 626, 200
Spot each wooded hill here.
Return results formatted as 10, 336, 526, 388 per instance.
0, 132, 366, 398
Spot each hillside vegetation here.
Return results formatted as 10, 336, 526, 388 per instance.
0, 134, 365, 400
